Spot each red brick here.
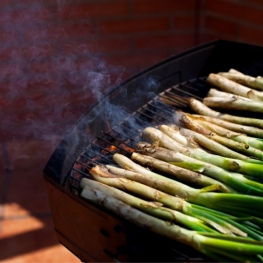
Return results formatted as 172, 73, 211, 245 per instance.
0, 63, 23, 78
24, 23, 93, 43
133, 0, 196, 14
98, 17, 170, 35
173, 14, 196, 29
0, 28, 18, 43
239, 25, 263, 46
242, 0, 263, 7
0, 78, 28, 99
27, 56, 102, 75
15, 0, 56, 5
199, 33, 218, 44
205, 16, 239, 36
0, 44, 55, 61
206, 0, 263, 26
107, 51, 171, 70
60, 38, 132, 56
134, 34, 195, 51
27, 75, 60, 91
0, 0, 12, 6
0, 6, 53, 26
0, 76, 60, 102
58, 1, 129, 20
27, 60, 61, 74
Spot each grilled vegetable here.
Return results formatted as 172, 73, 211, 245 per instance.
203, 97, 263, 114
219, 71, 263, 91
144, 126, 250, 161
175, 112, 263, 160
141, 127, 263, 180
84, 165, 259, 237
188, 97, 263, 129
207, 73, 263, 101
80, 183, 263, 262
112, 153, 263, 218
135, 143, 263, 196
188, 115, 263, 139
113, 152, 230, 191
79, 68, 263, 263
188, 114, 263, 150
80, 178, 216, 233
207, 88, 251, 101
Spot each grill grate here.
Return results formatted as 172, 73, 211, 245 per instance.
64, 76, 209, 195
62, 76, 212, 262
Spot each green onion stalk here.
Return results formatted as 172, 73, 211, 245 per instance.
175, 112, 263, 160
141, 127, 263, 183
132, 149, 263, 196
80, 184, 263, 262
158, 124, 200, 149
86, 164, 262, 238
80, 178, 216, 233
188, 97, 263, 129
219, 70, 263, 91
112, 153, 263, 218
207, 73, 263, 101
114, 142, 231, 192
207, 88, 252, 101
203, 96, 263, 114
106, 164, 263, 240
189, 114, 263, 139
143, 126, 257, 163
189, 115, 263, 151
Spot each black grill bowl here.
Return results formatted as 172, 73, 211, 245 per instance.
43, 40, 263, 262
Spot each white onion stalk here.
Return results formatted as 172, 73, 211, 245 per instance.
135, 144, 263, 196
176, 113, 263, 160
207, 88, 251, 101
130, 152, 232, 192
141, 127, 263, 179
207, 73, 263, 101
190, 115, 263, 139
111, 153, 263, 218
143, 126, 249, 161
189, 115, 263, 151
188, 97, 263, 129
85, 165, 260, 238
80, 179, 216, 233
219, 71, 263, 91
203, 97, 263, 114
80, 184, 263, 262
112, 151, 229, 191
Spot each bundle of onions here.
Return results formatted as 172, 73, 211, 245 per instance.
80, 178, 263, 262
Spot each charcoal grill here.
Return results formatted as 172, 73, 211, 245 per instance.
43, 40, 263, 262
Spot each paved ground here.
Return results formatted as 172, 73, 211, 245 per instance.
0, 139, 79, 262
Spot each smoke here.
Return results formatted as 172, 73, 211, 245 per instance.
0, 1, 129, 172
0, 1, 127, 147
0, 1, 167, 172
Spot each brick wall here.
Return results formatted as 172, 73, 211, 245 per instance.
0, 0, 198, 140
1, 0, 263, 141
199, 0, 263, 45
